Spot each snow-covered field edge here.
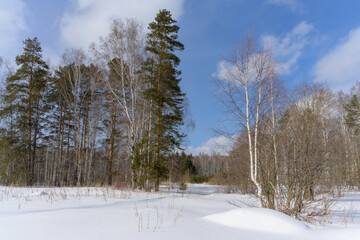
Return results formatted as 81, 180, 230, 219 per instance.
0, 184, 359, 240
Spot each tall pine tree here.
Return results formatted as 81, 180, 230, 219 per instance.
142, 9, 185, 191
345, 95, 360, 134
0, 37, 49, 185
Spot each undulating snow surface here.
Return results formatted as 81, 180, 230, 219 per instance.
0, 184, 359, 240
204, 208, 309, 234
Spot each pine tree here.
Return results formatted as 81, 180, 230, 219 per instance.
0, 37, 49, 185
142, 9, 185, 191
345, 95, 360, 135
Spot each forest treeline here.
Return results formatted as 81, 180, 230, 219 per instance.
0, 10, 190, 190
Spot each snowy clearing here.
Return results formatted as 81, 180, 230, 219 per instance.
0, 184, 359, 240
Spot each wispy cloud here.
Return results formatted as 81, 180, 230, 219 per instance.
261, 21, 314, 75
217, 52, 273, 83
0, 0, 27, 60
185, 135, 235, 156
266, 0, 303, 13
313, 26, 360, 91
60, 0, 185, 49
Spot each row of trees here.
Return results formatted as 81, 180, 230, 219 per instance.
216, 32, 360, 218
0, 10, 187, 190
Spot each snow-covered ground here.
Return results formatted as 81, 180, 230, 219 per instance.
0, 184, 359, 240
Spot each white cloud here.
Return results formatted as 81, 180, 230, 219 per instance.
261, 21, 314, 74
267, 0, 303, 13
0, 0, 27, 60
313, 26, 360, 91
42, 47, 62, 68
60, 0, 185, 49
217, 52, 274, 84
217, 60, 236, 81
185, 135, 235, 156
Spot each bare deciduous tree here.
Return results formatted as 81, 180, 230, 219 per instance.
91, 19, 146, 185
215, 31, 277, 207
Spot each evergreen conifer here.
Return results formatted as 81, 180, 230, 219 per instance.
142, 9, 185, 191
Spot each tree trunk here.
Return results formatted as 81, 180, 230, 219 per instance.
59, 103, 64, 186
75, 97, 82, 186
32, 98, 41, 185
66, 114, 71, 185
108, 101, 116, 186
155, 50, 162, 192
27, 72, 33, 186
81, 99, 89, 185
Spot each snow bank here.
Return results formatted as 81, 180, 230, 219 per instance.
203, 208, 308, 234
1, 186, 359, 240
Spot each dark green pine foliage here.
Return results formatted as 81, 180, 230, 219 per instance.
345, 95, 360, 135
168, 152, 196, 182
0, 37, 49, 185
142, 9, 185, 191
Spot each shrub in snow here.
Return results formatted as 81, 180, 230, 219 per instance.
179, 182, 187, 191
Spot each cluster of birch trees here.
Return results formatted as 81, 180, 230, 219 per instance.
216, 31, 360, 218
0, 10, 186, 190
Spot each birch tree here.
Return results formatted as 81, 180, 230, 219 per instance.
91, 19, 146, 185
215, 32, 276, 207
58, 49, 87, 185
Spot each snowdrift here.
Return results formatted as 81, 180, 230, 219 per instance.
203, 208, 309, 234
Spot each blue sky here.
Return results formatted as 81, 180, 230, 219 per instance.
1, 0, 360, 154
